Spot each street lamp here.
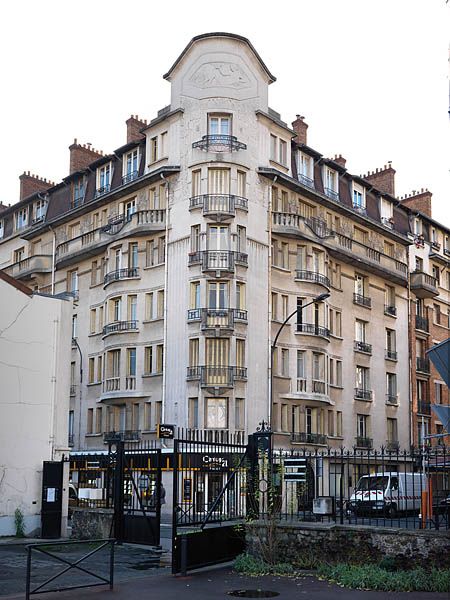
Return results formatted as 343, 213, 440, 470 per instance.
269, 292, 330, 427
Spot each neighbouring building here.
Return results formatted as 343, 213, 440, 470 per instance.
0, 271, 72, 535
0, 33, 448, 456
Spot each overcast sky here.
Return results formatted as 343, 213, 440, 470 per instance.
1, 0, 449, 224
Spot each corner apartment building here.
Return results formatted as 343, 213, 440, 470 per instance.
0, 33, 446, 453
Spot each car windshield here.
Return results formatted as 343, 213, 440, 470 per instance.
356, 476, 389, 491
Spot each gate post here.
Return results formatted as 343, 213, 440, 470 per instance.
113, 440, 125, 542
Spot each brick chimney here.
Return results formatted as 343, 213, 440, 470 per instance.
126, 115, 147, 144
19, 171, 54, 201
69, 139, 103, 174
292, 115, 308, 145
399, 188, 432, 217
332, 154, 346, 168
362, 163, 396, 196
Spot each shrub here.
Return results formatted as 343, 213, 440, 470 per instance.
14, 508, 25, 538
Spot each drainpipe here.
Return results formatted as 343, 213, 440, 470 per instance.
160, 173, 169, 429
267, 175, 277, 428
49, 316, 59, 459
407, 270, 413, 449
49, 225, 56, 295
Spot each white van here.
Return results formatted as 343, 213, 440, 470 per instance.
349, 472, 426, 517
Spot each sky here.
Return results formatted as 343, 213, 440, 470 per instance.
1, 0, 449, 224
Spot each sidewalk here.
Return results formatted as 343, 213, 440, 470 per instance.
3, 565, 448, 600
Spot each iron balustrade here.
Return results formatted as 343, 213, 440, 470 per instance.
311, 380, 326, 394
381, 217, 394, 229
103, 430, 141, 442
353, 293, 372, 308
188, 250, 248, 271
192, 134, 247, 152
444, 248, 450, 256
296, 322, 330, 338
324, 187, 340, 201
384, 304, 397, 317
71, 195, 85, 209
187, 308, 248, 329
295, 270, 330, 288
186, 365, 247, 386
354, 340, 372, 354
385, 440, 400, 452
102, 320, 138, 336
415, 315, 429, 331
122, 170, 139, 185
305, 216, 333, 238
386, 394, 398, 405
353, 204, 368, 215
291, 432, 327, 445
355, 388, 373, 401
431, 241, 441, 251
189, 194, 248, 214
104, 267, 139, 285
355, 436, 373, 449
95, 184, 111, 197
385, 349, 398, 361
417, 401, 431, 415
297, 173, 315, 189
416, 357, 430, 374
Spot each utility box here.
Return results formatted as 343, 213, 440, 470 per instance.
313, 496, 335, 515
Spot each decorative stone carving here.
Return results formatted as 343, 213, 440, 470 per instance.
189, 62, 250, 90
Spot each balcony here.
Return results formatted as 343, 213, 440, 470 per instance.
354, 388, 372, 401
385, 440, 400, 452
415, 315, 429, 332
55, 210, 165, 268
295, 270, 330, 289
354, 340, 372, 354
417, 401, 431, 416
324, 187, 340, 202
104, 267, 140, 287
291, 432, 327, 445
122, 170, 139, 185
192, 134, 247, 152
3, 254, 52, 280
355, 437, 373, 449
103, 430, 141, 443
384, 305, 397, 317
68, 434, 74, 447
186, 365, 247, 388
410, 271, 439, 299
296, 323, 330, 339
188, 250, 248, 273
95, 184, 111, 198
187, 308, 247, 332
297, 174, 315, 189
102, 320, 138, 337
353, 293, 371, 308
311, 380, 326, 394
381, 217, 395, 229
385, 349, 398, 361
386, 393, 398, 405
353, 204, 367, 216
416, 356, 430, 374
189, 194, 248, 219
431, 241, 441, 252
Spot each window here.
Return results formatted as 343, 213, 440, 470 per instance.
98, 306, 104, 331
144, 403, 152, 431
191, 282, 201, 309
156, 344, 164, 373
237, 225, 246, 253
385, 285, 396, 309
146, 240, 157, 266
356, 366, 370, 391
415, 256, 423, 271
298, 153, 313, 184
149, 186, 162, 209
189, 398, 199, 428
328, 411, 334, 436
281, 348, 289, 376
386, 329, 396, 352
237, 171, 246, 197
192, 169, 201, 197
271, 292, 278, 321
355, 319, 367, 342
296, 350, 306, 380
0, 219, 3, 238
124, 199, 137, 220
324, 167, 338, 196
418, 421, 429, 446
112, 297, 121, 322
208, 114, 231, 136
279, 139, 287, 165
236, 339, 246, 369
128, 242, 138, 268
236, 282, 245, 310
281, 404, 289, 432
34, 198, 47, 221
337, 411, 343, 437
357, 414, 368, 439
144, 346, 153, 374
387, 373, 397, 399
145, 293, 153, 320
97, 163, 111, 194
87, 409, 94, 435
72, 315, 77, 339
91, 261, 98, 286
126, 348, 136, 384
270, 135, 277, 161
95, 408, 102, 434
335, 311, 342, 337
160, 131, 167, 156
14, 247, 25, 263
235, 398, 245, 430
281, 295, 288, 320
127, 295, 137, 321
88, 358, 95, 384
432, 266, 440, 286
108, 349, 121, 379
189, 339, 199, 367
97, 355, 103, 383
15, 207, 28, 230
150, 137, 158, 163
157, 290, 164, 318
90, 309, 96, 334
296, 297, 304, 328
155, 401, 162, 426
158, 236, 165, 263
312, 353, 325, 382
206, 398, 228, 429
352, 184, 365, 210
124, 149, 139, 181
208, 168, 230, 194
208, 225, 229, 250
336, 361, 342, 386
435, 382, 444, 404
73, 179, 85, 207
69, 270, 79, 293
387, 418, 398, 443
191, 225, 201, 253
354, 273, 367, 297
130, 403, 139, 430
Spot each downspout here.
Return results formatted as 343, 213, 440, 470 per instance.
267, 175, 277, 428
50, 316, 59, 459
49, 225, 56, 295
160, 173, 169, 428
407, 271, 413, 449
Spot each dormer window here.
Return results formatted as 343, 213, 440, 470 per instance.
72, 178, 85, 208
324, 167, 339, 201
380, 197, 394, 228
0, 219, 3, 239
123, 149, 139, 184
15, 207, 28, 230
34, 198, 47, 223
352, 183, 366, 213
298, 152, 314, 188
97, 163, 111, 196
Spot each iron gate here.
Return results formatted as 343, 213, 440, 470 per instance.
172, 432, 248, 574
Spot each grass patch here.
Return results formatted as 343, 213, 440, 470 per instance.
234, 554, 295, 577
317, 563, 450, 593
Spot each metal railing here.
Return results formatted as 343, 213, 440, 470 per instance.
291, 432, 327, 445
384, 304, 397, 317
192, 134, 247, 152
354, 340, 372, 354
386, 393, 398, 405
296, 322, 330, 338
381, 217, 394, 229
186, 365, 247, 387
353, 293, 372, 308
355, 436, 373, 449
355, 388, 372, 401
298, 173, 315, 189
189, 194, 248, 214
102, 320, 138, 336
415, 315, 429, 331
188, 250, 248, 271
324, 187, 339, 201
187, 308, 248, 329
385, 349, 398, 361
295, 270, 330, 288
103, 430, 141, 442
122, 170, 139, 185
416, 357, 430, 374
104, 267, 139, 286
353, 203, 368, 215
95, 184, 111, 197
417, 401, 431, 415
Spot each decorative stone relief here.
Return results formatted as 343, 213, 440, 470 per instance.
189, 62, 251, 90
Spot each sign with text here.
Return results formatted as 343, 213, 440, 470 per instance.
157, 424, 175, 439
283, 457, 307, 482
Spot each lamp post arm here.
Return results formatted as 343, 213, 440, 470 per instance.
271, 298, 317, 352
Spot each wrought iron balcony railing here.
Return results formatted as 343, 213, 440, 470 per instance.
188, 250, 248, 272
384, 304, 397, 317
103, 267, 139, 286
186, 365, 247, 387
324, 187, 340, 201
102, 320, 138, 336
386, 393, 398, 405
296, 323, 330, 338
355, 388, 372, 401
189, 194, 248, 215
385, 440, 400, 452
297, 173, 315, 189
416, 356, 430, 374
295, 270, 330, 288
353, 293, 372, 308
95, 184, 111, 198
431, 241, 441, 251
187, 308, 247, 330
291, 432, 327, 445
354, 340, 372, 354
381, 217, 394, 229
103, 430, 141, 443
417, 401, 431, 415
415, 315, 429, 332
122, 170, 139, 185
385, 349, 398, 361
192, 134, 247, 152
353, 204, 367, 215
355, 436, 373, 449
